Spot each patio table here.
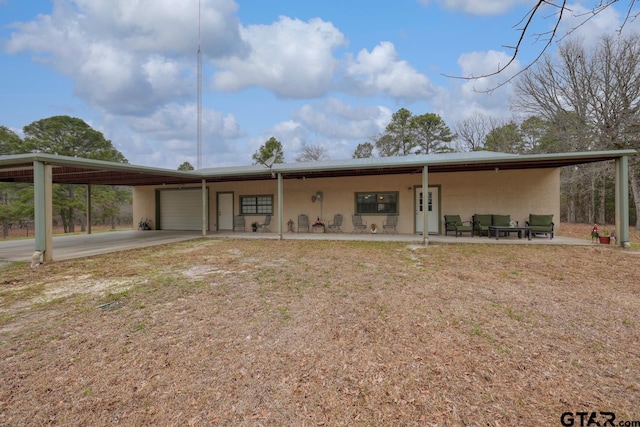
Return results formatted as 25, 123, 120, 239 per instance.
488, 226, 531, 240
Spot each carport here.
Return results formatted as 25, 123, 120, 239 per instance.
0, 150, 635, 262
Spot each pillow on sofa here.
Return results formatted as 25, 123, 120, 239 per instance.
492, 214, 511, 227
529, 214, 553, 226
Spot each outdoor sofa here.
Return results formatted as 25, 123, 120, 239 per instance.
472, 214, 514, 237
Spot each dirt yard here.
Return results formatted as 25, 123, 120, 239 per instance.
1, 224, 639, 426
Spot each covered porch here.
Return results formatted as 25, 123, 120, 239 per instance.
0, 149, 634, 263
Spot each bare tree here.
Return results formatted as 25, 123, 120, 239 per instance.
295, 144, 329, 162
514, 34, 640, 227
447, 1, 640, 91
455, 113, 501, 152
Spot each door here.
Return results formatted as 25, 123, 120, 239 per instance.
158, 188, 208, 230
217, 192, 233, 231
415, 186, 439, 234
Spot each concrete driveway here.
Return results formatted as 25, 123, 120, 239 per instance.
0, 230, 204, 263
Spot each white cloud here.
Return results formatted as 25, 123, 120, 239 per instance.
127, 104, 242, 146
71, 0, 244, 57
212, 16, 346, 98
457, 49, 520, 93
344, 42, 435, 99
293, 99, 390, 140
5, 0, 244, 114
558, 2, 640, 48
418, 0, 525, 15
260, 100, 392, 160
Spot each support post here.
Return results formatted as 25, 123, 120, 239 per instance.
202, 179, 207, 237
422, 165, 429, 245
34, 161, 53, 262
277, 173, 283, 239
87, 184, 92, 235
615, 156, 630, 247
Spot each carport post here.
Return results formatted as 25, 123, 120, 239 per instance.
615, 156, 630, 247
34, 161, 53, 262
86, 184, 92, 235
422, 165, 429, 245
201, 179, 207, 237
277, 173, 283, 239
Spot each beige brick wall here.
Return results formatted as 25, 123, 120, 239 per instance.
133, 168, 560, 234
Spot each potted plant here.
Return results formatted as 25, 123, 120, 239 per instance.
370, 223, 378, 234
599, 229, 611, 244
251, 221, 258, 232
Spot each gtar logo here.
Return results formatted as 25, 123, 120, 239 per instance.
560, 412, 616, 427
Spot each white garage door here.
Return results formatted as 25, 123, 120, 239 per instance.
159, 188, 208, 231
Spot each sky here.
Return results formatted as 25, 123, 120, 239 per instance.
1, 0, 637, 169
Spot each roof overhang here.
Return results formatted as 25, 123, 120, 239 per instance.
0, 150, 635, 186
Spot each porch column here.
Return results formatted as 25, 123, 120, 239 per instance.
202, 179, 207, 237
615, 156, 630, 247
422, 165, 429, 245
277, 173, 283, 239
34, 161, 53, 262
86, 184, 92, 234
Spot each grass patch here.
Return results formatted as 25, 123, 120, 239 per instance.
1, 238, 639, 425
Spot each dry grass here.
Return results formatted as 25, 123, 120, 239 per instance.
1, 224, 639, 426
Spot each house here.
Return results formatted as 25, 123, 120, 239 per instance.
0, 149, 634, 261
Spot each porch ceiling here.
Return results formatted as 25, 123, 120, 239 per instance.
0, 151, 633, 186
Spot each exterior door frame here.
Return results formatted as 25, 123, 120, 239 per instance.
216, 191, 234, 231
414, 185, 441, 234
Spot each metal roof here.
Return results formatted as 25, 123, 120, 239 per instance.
0, 150, 635, 186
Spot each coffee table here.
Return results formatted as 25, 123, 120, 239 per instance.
488, 226, 531, 240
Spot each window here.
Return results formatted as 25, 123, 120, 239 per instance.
355, 192, 398, 214
240, 195, 273, 215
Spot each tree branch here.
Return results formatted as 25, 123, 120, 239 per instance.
444, 1, 637, 93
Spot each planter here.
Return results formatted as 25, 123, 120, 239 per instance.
599, 236, 611, 244
312, 225, 325, 233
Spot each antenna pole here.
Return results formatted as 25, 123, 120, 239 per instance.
197, 0, 202, 169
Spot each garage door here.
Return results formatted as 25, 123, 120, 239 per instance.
158, 188, 208, 230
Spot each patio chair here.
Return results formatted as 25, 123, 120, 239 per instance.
444, 215, 473, 237
233, 215, 245, 232
258, 215, 271, 232
327, 214, 343, 233
382, 214, 398, 234
351, 214, 367, 233
526, 214, 554, 239
298, 214, 310, 233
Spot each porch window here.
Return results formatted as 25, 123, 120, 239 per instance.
355, 192, 398, 214
240, 195, 273, 215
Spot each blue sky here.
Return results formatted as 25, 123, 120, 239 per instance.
0, 0, 635, 168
